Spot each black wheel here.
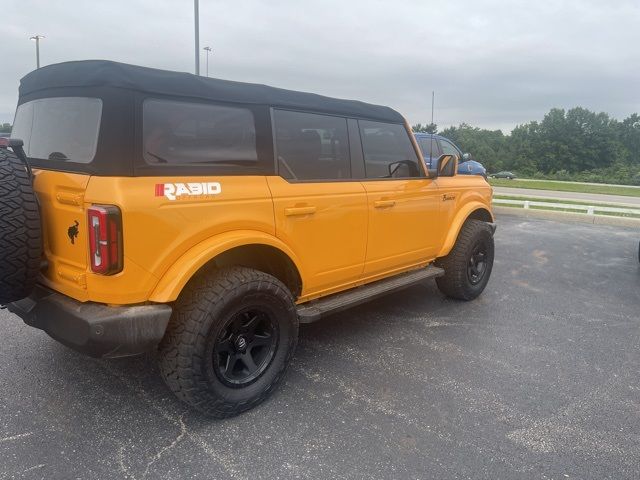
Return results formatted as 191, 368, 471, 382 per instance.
158, 266, 298, 418
0, 148, 42, 304
435, 219, 494, 301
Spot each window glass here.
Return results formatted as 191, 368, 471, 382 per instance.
417, 137, 441, 167
359, 121, 421, 178
274, 110, 350, 180
11, 97, 102, 163
439, 139, 460, 157
143, 99, 257, 165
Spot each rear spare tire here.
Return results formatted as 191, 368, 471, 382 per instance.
0, 148, 42, 304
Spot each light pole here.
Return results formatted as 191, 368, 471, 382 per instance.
30, 35, 45, 69
194, 0, 200, 75
203, 46, 212, 77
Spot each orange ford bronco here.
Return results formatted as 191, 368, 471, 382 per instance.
0, 61, 495, 417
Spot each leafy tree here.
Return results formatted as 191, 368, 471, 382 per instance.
441, 123, 507, 173
412, 123, 438, 134
0, 123, 11, 133
413, 106, 640, 184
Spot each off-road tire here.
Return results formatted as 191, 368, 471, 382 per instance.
435, 219, 494, 301
158, 266, 298, 418
0, 149, 42, 305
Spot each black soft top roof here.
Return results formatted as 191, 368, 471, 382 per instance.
19, 60, 405, 124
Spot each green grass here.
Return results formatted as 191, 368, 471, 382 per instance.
489, 178, 640, 198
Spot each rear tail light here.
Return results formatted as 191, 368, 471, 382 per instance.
88, 205, 123, 275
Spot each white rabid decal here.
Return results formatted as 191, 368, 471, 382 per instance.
156, 182, 222, 201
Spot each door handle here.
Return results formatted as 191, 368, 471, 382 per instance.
374, 200, 396, 208
284, 206, 317, 216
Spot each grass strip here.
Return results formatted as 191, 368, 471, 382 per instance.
489, 178, 640, 198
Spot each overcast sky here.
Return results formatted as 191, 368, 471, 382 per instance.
2, 0, 639, 131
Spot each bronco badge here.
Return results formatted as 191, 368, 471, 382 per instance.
68, 220, 79, 244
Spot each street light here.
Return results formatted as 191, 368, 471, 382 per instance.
203, 46, 212, 77
30, 35, 45, 69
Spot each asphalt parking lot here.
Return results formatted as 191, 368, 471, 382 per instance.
1, 214, 639, 480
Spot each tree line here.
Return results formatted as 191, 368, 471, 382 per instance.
414, 107, 640, 185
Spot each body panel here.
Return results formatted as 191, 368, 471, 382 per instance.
267, 176, 368, 295
84, 175, 276, 304
149, 229, 304, 302
33, 169, 91, 301
360, 178, 441, 275
435, 175, 494, 257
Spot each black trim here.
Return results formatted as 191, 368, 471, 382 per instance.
7, 285, 172, 358
298, 265, 444, 323
348, 118, 366, 179
20, 60, 404, 123
14, 61, 411, 178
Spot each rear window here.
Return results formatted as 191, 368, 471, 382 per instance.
143, 99, 257, 166
11, 97, 103, 163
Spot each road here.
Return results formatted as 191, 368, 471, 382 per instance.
1, 215, 639, 479
494, 186, 640, 206
514, 178, 640, 189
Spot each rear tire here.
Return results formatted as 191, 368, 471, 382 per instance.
158, 266, 298, 418
0, 149, 42, 304
435, 220, 494, 301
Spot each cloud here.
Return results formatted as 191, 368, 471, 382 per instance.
1, 0, 639, 131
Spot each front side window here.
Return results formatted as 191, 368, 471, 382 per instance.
143, 99, 257, 166
417, 137, 441, 167
360, 121, 422, 178
274, 110, 351, 181
11, 97, 103, 163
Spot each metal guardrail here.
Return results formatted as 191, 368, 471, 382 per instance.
493, 198, 640, 216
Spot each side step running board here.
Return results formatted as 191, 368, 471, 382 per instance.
297, 264, 444, 323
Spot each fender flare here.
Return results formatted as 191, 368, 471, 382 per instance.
149, 230, 305, 302
436, 201, 494, 258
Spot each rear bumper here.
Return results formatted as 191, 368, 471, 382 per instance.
7, 285, 172, 358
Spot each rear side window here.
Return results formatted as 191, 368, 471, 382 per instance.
274, 110, 351, 181
11, 97, 102, 163
439, 139, 460, 156
359, 121, 422, 178
143, 99, 257, 166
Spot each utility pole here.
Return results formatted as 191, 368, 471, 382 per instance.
431, 91, 435, 128
30, 35, 45, 69
194, 0, 200, 75
203, 46, 212, 77
429, 90, 435, 162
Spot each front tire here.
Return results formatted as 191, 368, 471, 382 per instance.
435, 220, 495, 301
158, 266, 298, 418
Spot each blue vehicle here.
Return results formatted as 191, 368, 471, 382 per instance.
413, 133, 486, 178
